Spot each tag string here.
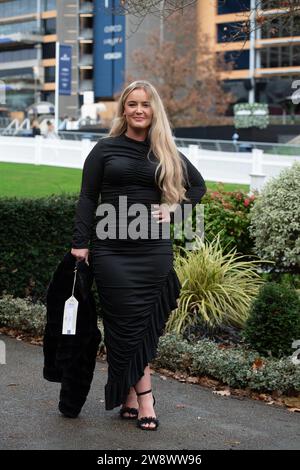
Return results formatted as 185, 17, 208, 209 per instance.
72, 264, 78, 297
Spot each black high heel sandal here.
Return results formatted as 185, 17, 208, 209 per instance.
119, 388, 139, 419
136, 389, 159, 431
119, 406, 138, 420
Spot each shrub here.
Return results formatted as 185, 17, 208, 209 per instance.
203, 187, 256, 256
250, 162, 300, 273
0, 294, 105, 351
0, 294, 46, 335
166, 234, 264, 334
154, 333, 300, 394
172, 187, 256, 256
243, 282, 300, 358
0, 194, 78, 300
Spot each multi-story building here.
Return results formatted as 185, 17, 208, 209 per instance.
198, 0, 300, 116
0, 0, 128, 119
2, 1, 299, 121
0, 0, 80, 118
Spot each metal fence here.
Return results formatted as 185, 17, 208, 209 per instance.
56, 132, 300, 157
2, 128, 300, 157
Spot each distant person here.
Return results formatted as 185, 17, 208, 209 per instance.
45, 120, 57, 139
65, 116, 78, 131
58, 115, 68, 131
31, 120, 41, 137
232, 132, 240, 151
232, 132, 239, 143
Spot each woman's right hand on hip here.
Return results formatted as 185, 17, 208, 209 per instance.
71, 248, 89, 265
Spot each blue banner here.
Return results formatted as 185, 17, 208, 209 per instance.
59, 44, 72, 96
93, 0, 125, 99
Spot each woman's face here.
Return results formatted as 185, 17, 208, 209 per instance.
123, 88, 153, 132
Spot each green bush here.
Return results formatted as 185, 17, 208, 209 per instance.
0, 194, 78, 299
167, 235, 263, 333
154, 333, 300, 394
0, 295, 46, 335
172, 187, 256, 256
202, 188, 255, 255
250, 162, 300, 273
243, 282, 300, 358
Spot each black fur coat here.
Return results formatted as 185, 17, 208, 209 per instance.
43, 251, 101, 418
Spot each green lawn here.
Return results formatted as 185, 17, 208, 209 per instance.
0, 162, 82, 198
0, 162, 249, 198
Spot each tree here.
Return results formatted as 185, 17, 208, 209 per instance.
218, 1, 300, 43
118, 1, 198, 19
125, 6, 235, 127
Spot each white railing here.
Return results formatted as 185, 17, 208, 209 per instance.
0, 135, 300, 193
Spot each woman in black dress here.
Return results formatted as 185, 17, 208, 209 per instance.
71, 80, 206, 430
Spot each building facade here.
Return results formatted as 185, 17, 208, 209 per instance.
1, 0, 299, 120
198, 0, 300, 116
0, 0, 80, 117
0, 0, 128, 119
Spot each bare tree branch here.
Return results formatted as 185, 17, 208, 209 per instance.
218, 1, 300, 41
122, 5, 235, 127
114, 0, 198, 19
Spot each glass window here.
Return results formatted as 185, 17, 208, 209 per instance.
0, 48, 37, 63
0, 0, 37, 19
44, 0, 56, 11
269, 47, 279, 67
0, 0, 56, 19
264, 0, 288, 8
223, 79, 249, 110
281, 46, 292, 67
260, 45, 299, 68
218, 1, 250, 14
0, 20, 39, 36
217, 22, 247, 42
42, 91, 55, 104
43, 18, 56, 35
44, 66, 55, 82
293, 46, 300, 66
42, 42, 56, 59
223, 50, 250, 69
5, 90, 35, 111
261, 15, 300, 39
0, 67, 33, 79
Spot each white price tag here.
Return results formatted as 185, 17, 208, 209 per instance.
62, 295, 78, 335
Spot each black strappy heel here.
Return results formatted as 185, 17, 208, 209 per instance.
119, 387, 139, 419
119, 406, 138, 420
136, 389, 159, 431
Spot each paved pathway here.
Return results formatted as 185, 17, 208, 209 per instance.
0, 336, 299, 450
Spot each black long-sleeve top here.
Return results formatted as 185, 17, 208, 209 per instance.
71, 133, 207, 249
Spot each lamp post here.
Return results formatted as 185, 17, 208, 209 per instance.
248, 0, 257, 104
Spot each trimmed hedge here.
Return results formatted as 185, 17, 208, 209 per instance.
0, 194, 78, 299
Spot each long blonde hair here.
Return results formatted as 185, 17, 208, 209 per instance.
108, 80, 189, 206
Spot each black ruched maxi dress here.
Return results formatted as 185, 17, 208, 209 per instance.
71, 133, 206, 410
